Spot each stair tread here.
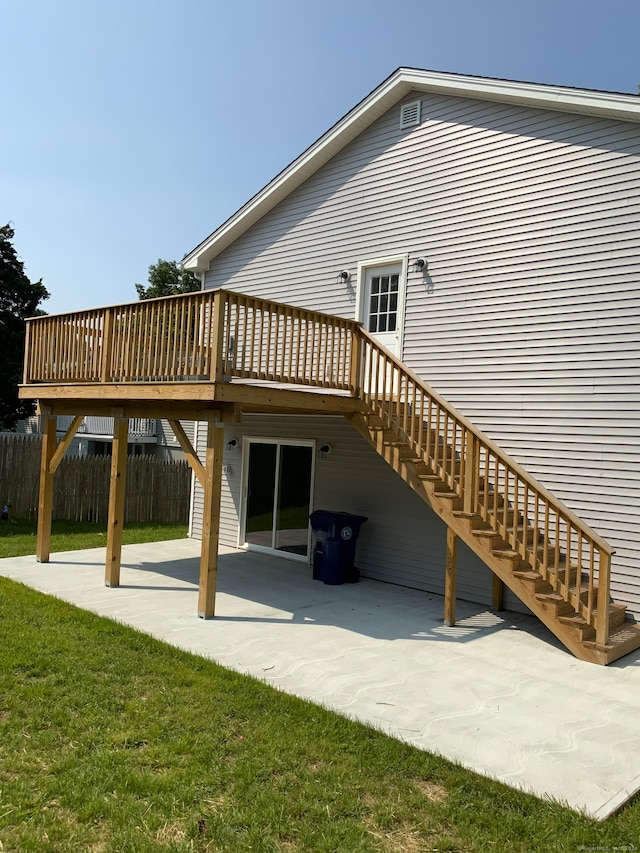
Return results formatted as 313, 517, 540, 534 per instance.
558, 614, 590, 627
535, 591, 564, 602
583, 623, 640, 651
473, 528, 502, 538
540, 585, 592, 600
557, 607, 623, 625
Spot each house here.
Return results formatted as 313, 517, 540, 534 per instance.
20, 68, 640, 664
11, 415, 192, 460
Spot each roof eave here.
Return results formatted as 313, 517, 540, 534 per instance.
183, 68, 640, 273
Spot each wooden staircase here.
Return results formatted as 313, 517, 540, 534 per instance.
347, 333, 640, 665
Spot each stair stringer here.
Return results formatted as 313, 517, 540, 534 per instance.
345, 410, 640, 665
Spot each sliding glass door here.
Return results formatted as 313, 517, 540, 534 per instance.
243, 439, 314, 560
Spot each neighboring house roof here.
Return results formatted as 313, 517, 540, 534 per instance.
182, 67, 640, 273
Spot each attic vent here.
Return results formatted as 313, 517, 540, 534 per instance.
400, 99, 421, 128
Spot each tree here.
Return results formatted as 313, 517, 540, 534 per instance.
0, 224, 49, 430
135, 259, 200, 300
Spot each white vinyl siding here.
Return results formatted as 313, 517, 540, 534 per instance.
200, 92, 640, 617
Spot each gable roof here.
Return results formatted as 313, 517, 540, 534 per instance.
183, 67, 640, 273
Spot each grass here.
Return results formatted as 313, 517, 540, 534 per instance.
0, 519, 188, 558
1, 535, 639, 851
247, 505, 310, 535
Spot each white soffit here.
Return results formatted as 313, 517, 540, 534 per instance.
183, 68, 640, 272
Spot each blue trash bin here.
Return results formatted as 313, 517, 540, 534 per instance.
309, 510, 368, 584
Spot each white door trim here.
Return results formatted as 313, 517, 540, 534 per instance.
355, 254, 408, 358
238, 435, 316, 563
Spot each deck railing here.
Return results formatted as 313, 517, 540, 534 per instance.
24, 291, 218, 384
56, 415, 156, 438
23, 289, 359, 390
23, 289, 614, 646
19, 414, 156, 439
216, 291, 358, 388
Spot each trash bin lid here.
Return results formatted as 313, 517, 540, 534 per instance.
309, 510, 368, 530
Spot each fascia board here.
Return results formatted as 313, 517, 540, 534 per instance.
183, 68, 640, 272
399, 69, 640, 123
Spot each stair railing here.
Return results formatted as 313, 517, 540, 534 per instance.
356, 329, 615, 647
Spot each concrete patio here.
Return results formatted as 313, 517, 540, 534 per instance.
1, 537, 639, 820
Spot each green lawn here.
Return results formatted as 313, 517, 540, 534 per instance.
0, 519, 188, 558
0, 534, 638, 851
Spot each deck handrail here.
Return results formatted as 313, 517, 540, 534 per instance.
22, 289, 614, 645
356, 329, 614, 647
23, 289, 361, 391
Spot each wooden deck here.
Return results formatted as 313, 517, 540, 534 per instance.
20, 288, 640, 663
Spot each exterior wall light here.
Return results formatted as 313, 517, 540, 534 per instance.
412, 257, 426, 273
338, 270, 351, 283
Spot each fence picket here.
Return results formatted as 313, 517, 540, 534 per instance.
0, 434, 190, 524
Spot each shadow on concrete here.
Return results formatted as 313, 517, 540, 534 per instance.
123, 545, 569, 653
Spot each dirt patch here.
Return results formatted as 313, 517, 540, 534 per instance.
365, 819, 426, 853
412, 779, 448, 804
155, 821, 186, 844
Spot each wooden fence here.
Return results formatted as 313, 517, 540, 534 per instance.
0, 434, 191, 524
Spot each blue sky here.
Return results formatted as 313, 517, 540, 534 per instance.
2, 0, 639, 314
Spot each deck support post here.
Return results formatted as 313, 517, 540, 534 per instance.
105, 416, 129, 587
444, 527, 457, 627
36, 413, 57, 563
492, 574, 504, 611
198, 419, 225, 619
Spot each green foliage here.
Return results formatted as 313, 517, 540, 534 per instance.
135, 259, 200, 300
0, 224, 49, 430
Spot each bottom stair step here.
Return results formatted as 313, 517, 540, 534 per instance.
583, 623, 640, 663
